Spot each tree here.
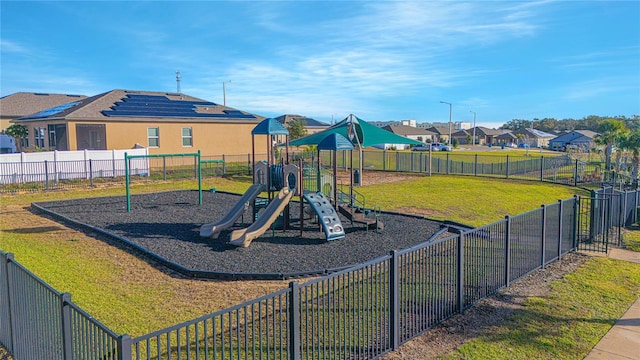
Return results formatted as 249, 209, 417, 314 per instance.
287, 118, 307, 140
5, 124, 28, 152
618, 129, 640, 188
594, 119, 628, 171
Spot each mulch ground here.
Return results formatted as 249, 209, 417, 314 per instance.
34, 190, 445, 279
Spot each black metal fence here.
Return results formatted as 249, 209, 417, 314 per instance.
2, 150, 637, 193
2, 190, 638, 359
0, 252, 125, 359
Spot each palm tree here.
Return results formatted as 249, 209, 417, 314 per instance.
618, 129, 640, 188
594, 119, 628, 171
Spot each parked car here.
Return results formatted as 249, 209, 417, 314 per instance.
518, 143, 530, 149
431, 142, 452, 151
411, 145, 431, 151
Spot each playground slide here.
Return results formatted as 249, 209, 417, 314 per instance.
199, 183, 265, 238
229, 187, 294, 248
302, 192, 346, 241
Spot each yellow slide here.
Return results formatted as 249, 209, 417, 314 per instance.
229, 187, 294, 248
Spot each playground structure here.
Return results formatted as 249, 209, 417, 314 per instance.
200, 117, 389, 247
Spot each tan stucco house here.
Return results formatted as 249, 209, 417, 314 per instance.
10, 89, 266, 155
0, 92, 88, 131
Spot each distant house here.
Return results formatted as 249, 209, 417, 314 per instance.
426, 126, 453, 144
548, 130, 599, 151
495, 131, 518, 145
0, 92, 89, 131
10, 89, 265, 155
512, 128, 557, 148
450, 129, 472, 145
274, 114, 330, 135
473, 127, 506, 145
381, 125, 434, 149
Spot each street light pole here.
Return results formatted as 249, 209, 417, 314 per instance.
440, 101, 452, 145
222, 80, 231, 106
470, 111, 476, 146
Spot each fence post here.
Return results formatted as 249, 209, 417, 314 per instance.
383, 150, 387, 171
89, 159, 94, 187
288, 281, 300, 360
446, 153, 450, 175
540, 156, 544, 182
61, 292, 73, 360
558, 200, 563, 260
574, 160, 579, 187
247, 153, 251, 175
163, 156, 167, 181
428, 149, 432, 176
395, 151, 399, 172
474, 154, 478, 176
118, 334, 132, 360
456, 231, 465, 312
541, 205, 546, 268
634, 189, 638, 225
389, 250, 399, 350
3, 253, 15, 354
573, 195, 579, 250
112, 149, 116, 178
505, 216, 511, 287
506, 155, 510, 179
45, 160, 49, 191
222, 154, 227, 176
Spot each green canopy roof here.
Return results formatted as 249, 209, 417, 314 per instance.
317, 133, 354, 151
252, 118, 289, 135
288, 115, 423, 147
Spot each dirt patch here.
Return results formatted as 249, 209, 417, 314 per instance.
379, 252, 589, 359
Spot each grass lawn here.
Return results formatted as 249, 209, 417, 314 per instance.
622, 225, 640, 252
357, 175, 588, 227
0, 174, 637, 358
445, 257, 640, 359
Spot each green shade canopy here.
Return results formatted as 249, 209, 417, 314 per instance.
252, 118, 289, 135
317, 133, 354, 151
289, 115, 423, 147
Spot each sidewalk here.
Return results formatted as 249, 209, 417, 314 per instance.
583, 247, 640, 360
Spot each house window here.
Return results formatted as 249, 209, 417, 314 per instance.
48, 124, 57, 149
148, 127, 160, 147
182, 127, 193, 147
33, 127, 45, 148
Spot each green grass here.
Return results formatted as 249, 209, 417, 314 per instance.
357, 175, 587, 227
0, 173, 636, 357
445, 257, 640, 360
623, 225, 640, 252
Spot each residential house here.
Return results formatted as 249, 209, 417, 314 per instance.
513, 128, 558, 148
274, 114, 329, 135
380, 125, 434, 149
548, 130, 599, 151
450, 129, 472, 145
0, 92, 88, 136
10, 89, 266, 155
473, 127, 507, 145
495, 131, 518, 146
426, 126, 453, 144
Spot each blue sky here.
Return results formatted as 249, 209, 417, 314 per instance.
1, 1, 638, 129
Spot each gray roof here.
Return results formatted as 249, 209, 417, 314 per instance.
12, 89, 264, 123
382, 125, 436, 136
0, 92, 87, 118
274, 114, 329, 128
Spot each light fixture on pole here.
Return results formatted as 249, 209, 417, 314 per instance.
440, 101, 452, 145
470, 111, 476, 145
222, 80, 232, 106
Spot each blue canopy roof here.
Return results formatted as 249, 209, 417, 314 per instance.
252, 118, 289, 135
317, 133, 354, 151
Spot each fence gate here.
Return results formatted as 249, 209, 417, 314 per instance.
577, 194, 610, 252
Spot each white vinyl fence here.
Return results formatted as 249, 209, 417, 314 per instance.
0, 149, 149, 185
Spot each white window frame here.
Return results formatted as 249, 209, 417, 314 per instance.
181, 127, 193, 147
148, 127, 160, 148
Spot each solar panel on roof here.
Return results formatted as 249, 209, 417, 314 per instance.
102, 94, 238, 119
21, 101, 81, 120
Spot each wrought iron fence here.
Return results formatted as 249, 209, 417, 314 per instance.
2, 190, 638, 359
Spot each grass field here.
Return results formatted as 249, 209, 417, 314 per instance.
1, 174, 638, 358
